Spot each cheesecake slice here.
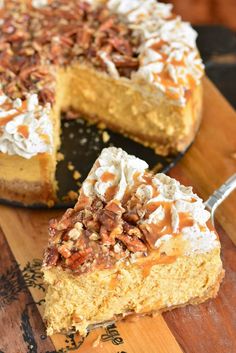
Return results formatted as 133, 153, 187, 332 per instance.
43, 147, 224, 336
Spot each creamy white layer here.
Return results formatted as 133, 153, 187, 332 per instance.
0, 93, 53, 158
82, 147, 148, 201
107, 0, 204, 106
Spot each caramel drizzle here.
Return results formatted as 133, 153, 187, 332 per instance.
0, 100, 27, 127
0, 112, 21, 127
140, 255, 177, 277
149, 39, 198, 96
101, 171, 115, 182
142, 200, 196, 250
105, 185, 118, 201
17, 125, 29, 138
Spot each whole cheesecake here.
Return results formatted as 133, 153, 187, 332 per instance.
43, 147, 224, 336
0, 0, 204, 205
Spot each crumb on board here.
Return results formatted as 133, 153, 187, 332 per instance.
65, 109, 80, 119
57, 152, 64, 162
92, 335, 101, 348
102, 131, 110, 143
63, 190, 78, 201
79, 137, 88, 146
68, 162, 75, 171
47, 200, 55, 208
73, 170, 81, 180
97, 122, 106, 130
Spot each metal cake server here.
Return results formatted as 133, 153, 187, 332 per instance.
204, 173, 236, 226
86, 173, 236, 333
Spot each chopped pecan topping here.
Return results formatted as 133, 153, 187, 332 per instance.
116, 234, 147, 253
58, 244, 72, 258
98, 209, 118, 232
0, 0, 140, 103
123, 211, 139, 224
123, 221, 142, 238
45, 195, 149, 274
44, 246, 59, 266
65, 248, 93, 270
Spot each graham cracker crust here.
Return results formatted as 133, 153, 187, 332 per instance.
0, 178, 56, 206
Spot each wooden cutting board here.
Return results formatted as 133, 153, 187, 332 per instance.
0, 77, 236, 353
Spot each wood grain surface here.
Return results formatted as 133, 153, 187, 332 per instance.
164, 0, 236, 30
0, 77, 235, 353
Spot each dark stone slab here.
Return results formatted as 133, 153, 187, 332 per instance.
195, 25, 236, 109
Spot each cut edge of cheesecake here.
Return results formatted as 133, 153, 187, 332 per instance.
58, 63, 203, 156
42, 147, 224, 336
43, 249, 224, 336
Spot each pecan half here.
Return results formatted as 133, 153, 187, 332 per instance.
44, 246, 59, 266
116, 234, 147, 253
66, 248, 93, 270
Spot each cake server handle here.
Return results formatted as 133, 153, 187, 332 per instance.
204, 173, 236, 226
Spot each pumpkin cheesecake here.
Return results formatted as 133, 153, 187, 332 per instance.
0, 0, 204, 205
43, 147, 224, 336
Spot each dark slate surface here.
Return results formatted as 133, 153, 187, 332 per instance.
195, 25, 236, 109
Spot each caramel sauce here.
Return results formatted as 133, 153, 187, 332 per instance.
143, 201, 195, 248
186, 74, 196, 90
0, 111, 20, 126
109, 276, 118, 290
199, 225, 207, 232
75, 192, 90, 211
17, 124, 29, 138
146, 202, 172, 235
153, 72, 177, 90
105, 185, 118, 201
101, 171, 115, 182
150, 39, 167, 51
140, 255, 177, 277
0, 100, 28, 127
142, 174, 154, 185
170, 59, 185, 67
152, 188, 160, 198
133, 171, 142, 186
178, 212, 194, 229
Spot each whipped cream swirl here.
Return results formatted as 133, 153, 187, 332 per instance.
108, 0, 204, 105
82, 147, 148, 201
32, 0, 48, 8
0, 94, 53, 159
135, 173, 219, 254
83, 147, 219, 255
